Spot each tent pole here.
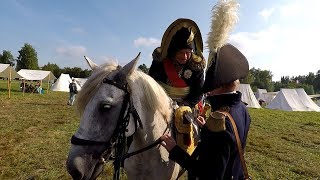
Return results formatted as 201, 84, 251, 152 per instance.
23, 80, 25, 96
47, 73, 50, 94
8, 67, 12, 98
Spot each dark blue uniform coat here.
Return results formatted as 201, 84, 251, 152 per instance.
169, 92, 251, 179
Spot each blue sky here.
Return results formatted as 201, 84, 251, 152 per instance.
1, 0, 319, 81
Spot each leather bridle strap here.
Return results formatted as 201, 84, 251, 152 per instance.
71, 135, 112, 147
121, 138, 162, 160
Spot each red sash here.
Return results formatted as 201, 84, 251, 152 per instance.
163, 58, 187, 88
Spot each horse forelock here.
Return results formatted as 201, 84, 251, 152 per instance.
75, 62, 119, 117
127, 70, 173, 124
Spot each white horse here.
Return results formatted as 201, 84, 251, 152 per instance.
66, 53, 181, 180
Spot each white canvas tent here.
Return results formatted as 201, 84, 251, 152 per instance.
51, 74, 81, 92
51, 73, 71, 92
261, 92, 277, 105
255, 88, 277, 105
236, 84, 261, 108
255, 89, 267, 100
74, 78, 87, 87
0, 63, 23, 98
17, 69, 56, 81
0, 64, 22, 79
267, 88, 320, 111
295, 88, 320, 111
316, 99, 320, 107
309, 94, 320, 106
17, 69, 56, 94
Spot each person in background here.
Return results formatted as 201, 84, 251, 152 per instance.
35, 81, 42, 94
161, 43, 251, 180
20, 79, 26, 92
149, 18, 206, 107
68, 78, 78, 106
29, 83, 35, 93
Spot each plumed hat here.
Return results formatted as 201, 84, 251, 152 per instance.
202, 43, 249, 93
167, 27, 194, 58
161, 18, 203, 59
153, 18, 205, 71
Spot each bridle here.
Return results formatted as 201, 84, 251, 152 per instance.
70, 72, 169, 180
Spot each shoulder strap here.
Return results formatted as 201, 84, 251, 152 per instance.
219, 111, 250, 179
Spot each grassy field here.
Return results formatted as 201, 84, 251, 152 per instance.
0, 80, 320, 179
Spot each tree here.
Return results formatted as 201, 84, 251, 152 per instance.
138, 64, 149, 74
297, 84, 314, 95
305, 72, 315, 85
241, 70, 254, 84
16, 43, 39, 71
244, 68, 273, 92
79, 69, 92, 78
280, 76, 290, 85
61, 67, 91, 78
313, 70, 320, 93
0, 50, 15, 66
42, 62, 62, 78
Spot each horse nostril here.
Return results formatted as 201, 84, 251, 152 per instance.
100, 101, 111, 111
69, 169, 83, 180
66, 157, 85, 180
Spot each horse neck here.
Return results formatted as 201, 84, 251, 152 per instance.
134, 109, 171, 145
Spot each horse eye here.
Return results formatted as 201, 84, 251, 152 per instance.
100, 101, 112, 111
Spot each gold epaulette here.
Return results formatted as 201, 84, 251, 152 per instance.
205, 111, 226, 132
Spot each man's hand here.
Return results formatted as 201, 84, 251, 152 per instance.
160, 134, 177, 152
196, 116, 206, 128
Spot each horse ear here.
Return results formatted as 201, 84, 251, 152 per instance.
84, 56, 99, 70
121, 52, 141, 76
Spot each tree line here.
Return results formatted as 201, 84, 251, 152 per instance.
0, 43, 91, 79
2, 43, 320, 94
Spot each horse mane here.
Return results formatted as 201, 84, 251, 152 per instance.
75, 62, 172, 123
127, 70, 172, 123
75, 62, 119, 117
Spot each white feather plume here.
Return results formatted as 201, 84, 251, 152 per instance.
206, 0, 239, 52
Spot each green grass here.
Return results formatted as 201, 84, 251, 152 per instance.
0, 80, 320, 179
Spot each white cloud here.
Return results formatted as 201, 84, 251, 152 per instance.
258, 8, 275, 20
134, 37, 160, 47
55, 45, 87, 58
230, 0, 320, 81
230, 24, 320, 81
279, 0, 320, 20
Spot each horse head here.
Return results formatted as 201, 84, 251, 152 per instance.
66, 52, 179, 180
66, 53, 141, 180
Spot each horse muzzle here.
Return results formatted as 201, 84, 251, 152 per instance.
66, 144, 110, 180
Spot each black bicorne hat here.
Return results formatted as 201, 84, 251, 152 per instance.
160, 18, 203, 60
167, 27, 193, 58
151, 18, 206, 71
202, 43, 249, 93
